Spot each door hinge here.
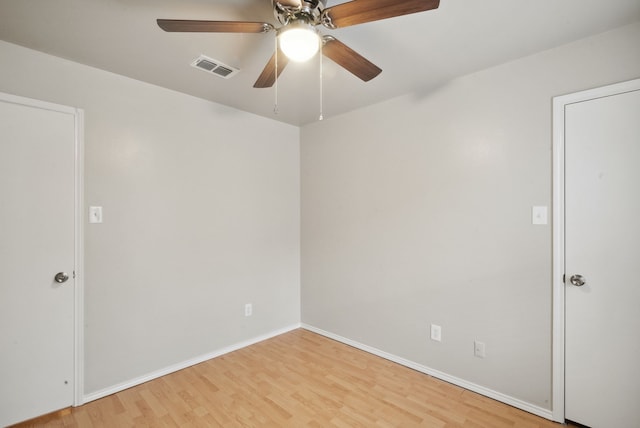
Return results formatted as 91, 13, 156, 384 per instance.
562, 274, 565, 284
73, 271, 76, 279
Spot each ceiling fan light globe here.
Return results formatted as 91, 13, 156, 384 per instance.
279, 27, 320, 62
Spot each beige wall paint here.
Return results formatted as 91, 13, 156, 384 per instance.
300, 22, 640, 410
0, 41, 300, 395
1, 19, 639, 415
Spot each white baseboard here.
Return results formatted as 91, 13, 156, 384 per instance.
301, 323, 554, 421
83, 322, 553, 421
82, 323, 301, 404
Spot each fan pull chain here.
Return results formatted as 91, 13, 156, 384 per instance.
319, 42, 324, 121
274, 35, 279, 115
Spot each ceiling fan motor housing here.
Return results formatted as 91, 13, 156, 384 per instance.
273, 0, 327, 26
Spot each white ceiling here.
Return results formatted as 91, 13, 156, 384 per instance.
1, 0, 639, 125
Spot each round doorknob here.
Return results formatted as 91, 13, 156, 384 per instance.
54, 272, 69, 283
570, 274, 586, 287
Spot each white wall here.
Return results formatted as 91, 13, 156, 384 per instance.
300, 22, 640, 411
0, 41, 301, 396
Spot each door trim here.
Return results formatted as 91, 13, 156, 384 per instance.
0, 92, 85, 407
551, 77, 640, 423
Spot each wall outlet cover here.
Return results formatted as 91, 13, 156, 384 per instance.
430, 324, 442, 342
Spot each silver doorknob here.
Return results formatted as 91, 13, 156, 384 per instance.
570, 274, 586, 287
54, 272, 69, 283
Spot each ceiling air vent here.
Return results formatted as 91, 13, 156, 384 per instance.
191, 55, 239, 79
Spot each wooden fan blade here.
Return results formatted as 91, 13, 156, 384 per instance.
254, 50, 290, 88
322, 37, 382, 82
157, 19, 273, 33
322, 0, 439, 29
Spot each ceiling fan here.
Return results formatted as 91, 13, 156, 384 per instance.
157, 0, 440, 88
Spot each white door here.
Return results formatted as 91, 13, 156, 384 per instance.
0, 94, 78, 426
564, 84, 640, 427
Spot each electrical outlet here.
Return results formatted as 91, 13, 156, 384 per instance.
430, 324, 442, 342
474, 340, 486, 358
244, 303, 252, 317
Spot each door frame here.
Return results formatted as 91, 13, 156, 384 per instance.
0, 92, 85, 407
551, 77, 640, 422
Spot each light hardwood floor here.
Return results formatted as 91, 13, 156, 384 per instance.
16, 329, 567, 427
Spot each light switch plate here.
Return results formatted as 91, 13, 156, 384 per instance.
532, 206, 548, 225
89, 206, 103, 224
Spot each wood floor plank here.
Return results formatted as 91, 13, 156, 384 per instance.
14, 329, 568, 427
